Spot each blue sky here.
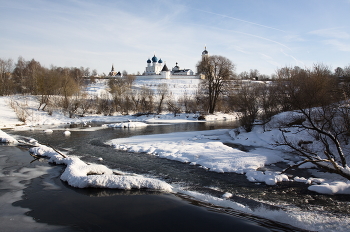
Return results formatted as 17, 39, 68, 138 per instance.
1, 0, 350, 76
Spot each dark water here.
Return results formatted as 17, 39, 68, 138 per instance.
13, 166, 274, 232
6, 121, 348, 231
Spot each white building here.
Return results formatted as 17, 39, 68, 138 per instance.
144, 55, 164, 75
171, 62, 194, 76
138, 49, 209, 79
141, 53, 197, 79
108, 48, 209, 79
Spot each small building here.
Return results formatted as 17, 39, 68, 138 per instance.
171, 62, 194, 76
107, 64, 122, 77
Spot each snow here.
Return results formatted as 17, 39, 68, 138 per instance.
308, 181, 350, 195
0, 97, 24, 128
44, 129, 53, 133
227, 111, 350, 195
105, 121, 148, 128
246, 170, 289, 185
222, 192, 233, 198
0, 129, 18, 143
132, 78, 201, 101
29, 144, 172, 192
176, 188, 350, 232
104, 109, 350, 196
107, 130, 285, 174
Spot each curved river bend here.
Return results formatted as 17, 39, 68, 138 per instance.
8, 120, 348, 231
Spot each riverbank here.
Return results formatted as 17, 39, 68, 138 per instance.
1, 94, 350, 231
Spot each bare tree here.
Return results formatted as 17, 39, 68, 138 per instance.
343, 64, 350, 78
125, 75, 136, 88
334, 67, 344, 77
196, 55, 235, 114
131, 89, 141, 113
278, 103, 350, 180
108, 76, 135, 114
275, 64, 350, 180
178, 91, 195, 113
25, 59, 43, 94
122, 70, 128, 77
156, 83, 169, 114
167, 96, 182, 117
56, 68, 81, 112
249, 69, 260, 80
37, 68, 60, 110
238, 71, 249, 80
0, 58, 14, 95
232, 82, 260, 132
13, 56, 27, 93
257, 83, 281, 129
139, 85, 154, 113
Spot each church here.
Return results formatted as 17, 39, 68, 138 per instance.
108, 47, 209, 79
108, 64, 121, 77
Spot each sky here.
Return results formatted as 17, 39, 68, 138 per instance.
1, 0, 350, 76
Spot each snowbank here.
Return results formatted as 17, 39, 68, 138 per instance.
106, 110, 350, 194
107, 130, 285, 175
230, 111, 350, 195
144, 112, 237, 123
0, 93, 236, 131
246, 170, 289, 185
0, 129, 18, 143
176, 188, 350, 232
105, 122, 148, 128
308, 181, 350, 195
29, 145, 172, 192
0, 97, 24, 128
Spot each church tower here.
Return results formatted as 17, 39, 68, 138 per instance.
202, 46, 209, 61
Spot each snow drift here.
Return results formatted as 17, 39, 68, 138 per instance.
0, 129, 18, 143
29, 144, 172, 192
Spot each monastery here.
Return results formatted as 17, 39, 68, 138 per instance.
108, 47, 209, 79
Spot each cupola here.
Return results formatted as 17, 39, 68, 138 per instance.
152, 55, 158, 63
202, 46, 208, 55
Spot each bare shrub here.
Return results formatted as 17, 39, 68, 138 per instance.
275, 64, 350, 180
9, 98, 30, 122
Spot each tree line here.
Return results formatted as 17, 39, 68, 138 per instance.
0, 56, 96, 95
2, 56, 350, 123
2, 55, 350, 180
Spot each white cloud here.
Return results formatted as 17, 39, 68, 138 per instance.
193, 8, 287, 33
280, 49, 305, 67
309, 28, 350, 39
259, 53, 280, 67
324, 39, 350, 52
230, 45, 250, 54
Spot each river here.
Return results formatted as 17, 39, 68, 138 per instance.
5, 120, 349, 231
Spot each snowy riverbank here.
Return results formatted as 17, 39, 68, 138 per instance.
1, 93, 350, 231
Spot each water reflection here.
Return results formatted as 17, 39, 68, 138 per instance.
65, 182, 164, 197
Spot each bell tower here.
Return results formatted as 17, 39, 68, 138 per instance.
202, 46, 209, 60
